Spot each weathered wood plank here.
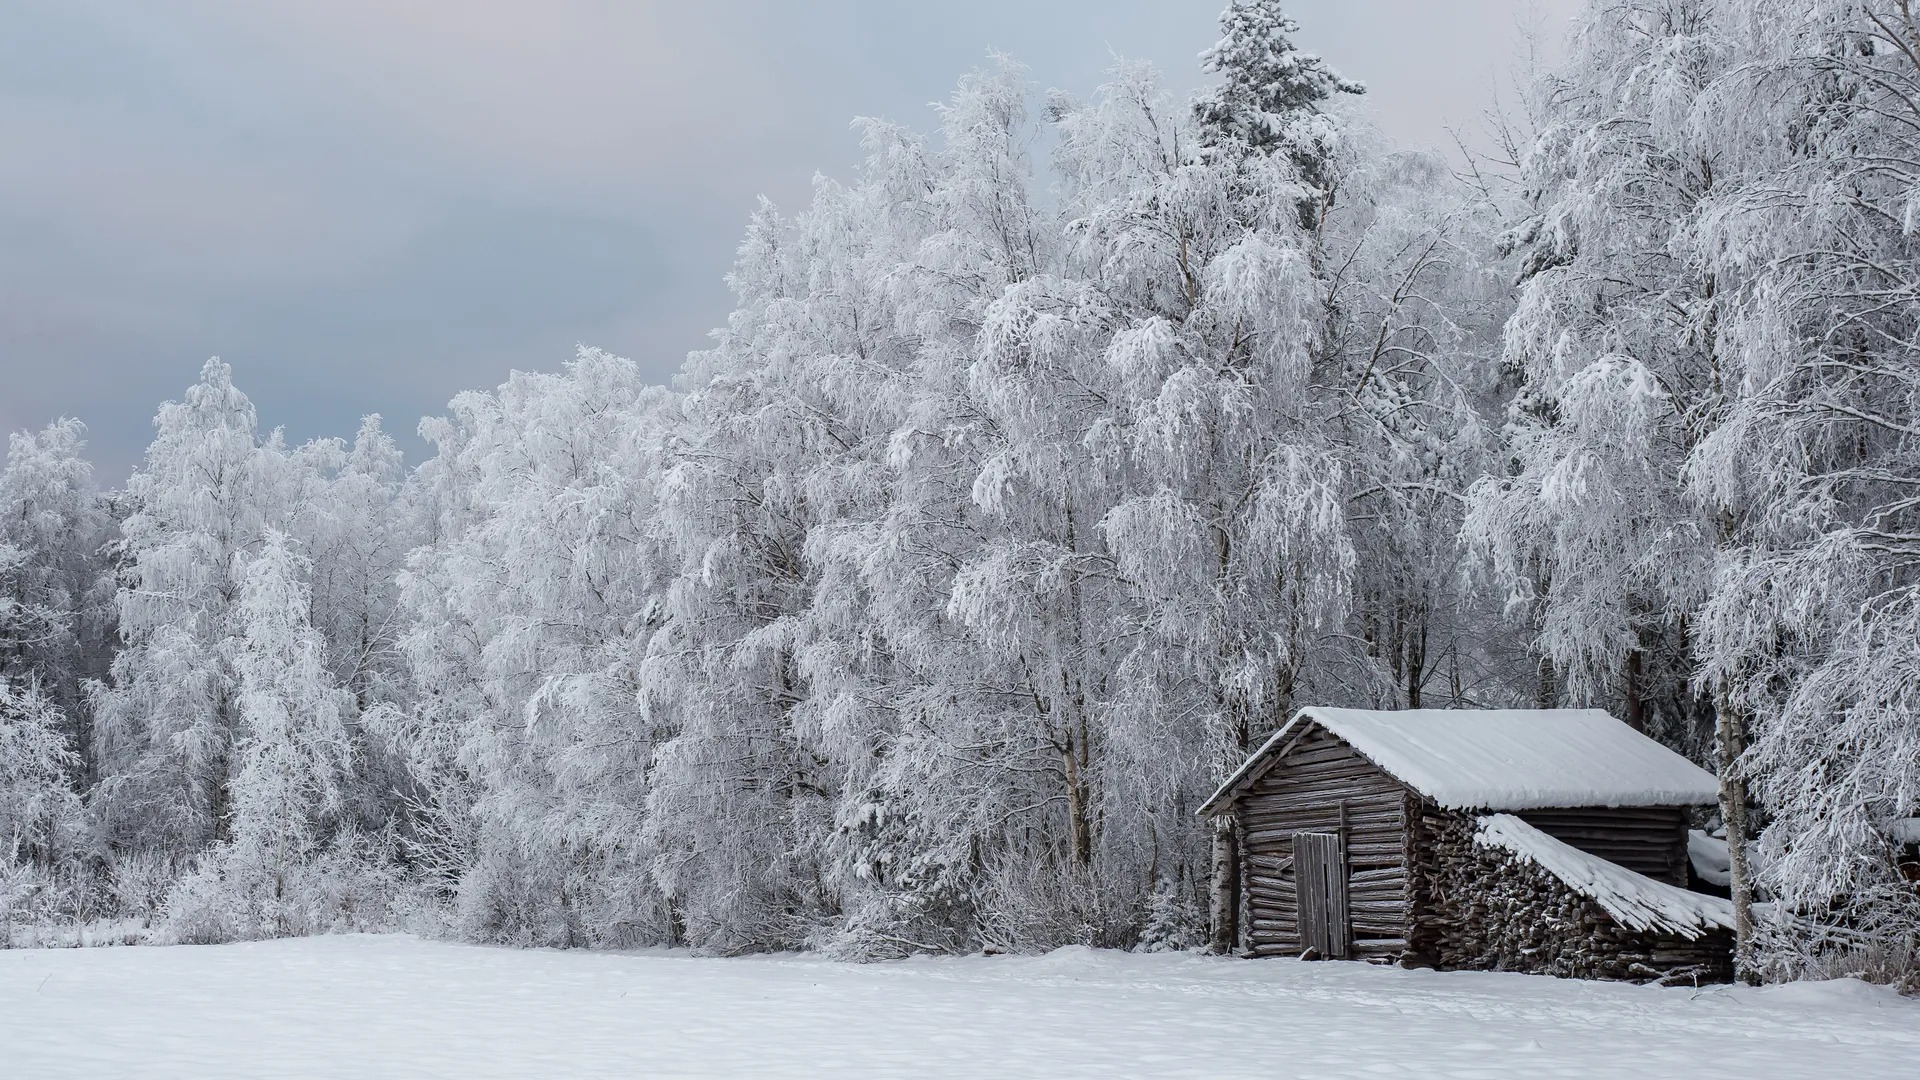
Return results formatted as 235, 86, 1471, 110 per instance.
1241, 807, 1404, 833
1243, 784, 1404, 806
1250, 768, 1404, 794
1219, 723, 1322, 807
1243, 808, 1403, 832
1293, 830, 1350, 959
1244, 830, 1402, 858
1352, 864, 1405, 881
1245, 780, 1403, 804
1351, 938, 1408, 956
1257, 759, 1396, 787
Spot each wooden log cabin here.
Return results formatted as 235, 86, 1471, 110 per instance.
1198, 708, 1733, 981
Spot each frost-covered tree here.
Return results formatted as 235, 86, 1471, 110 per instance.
1460, 4, 1755, 961
0, 545, 64, 701
1325, 145, 1516, 714
293, 416, 410, 710
1038, 51, 1361, 950
232, 533, 350, 885
283, 416, 415, 837
829, 63, 1126, 953
166, 531, 357, 940
645, 187, 873, 951
393, 349, 676, 947
92, 359, 291, 858
1466, 0, 1733, 738
0, 676, 87, 941
1473, 0, 1920, 984
0, 678, 84, 871
1193, 0, 1364, 230
1028, 2, 1511, 953
0, 419, 115, 778
1680, 0, 1920, 981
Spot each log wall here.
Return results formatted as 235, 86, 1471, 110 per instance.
1236, 724, 1413, 960
1517, 807, 1690, 886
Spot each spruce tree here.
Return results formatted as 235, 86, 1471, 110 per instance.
1193, 0, 1364, 231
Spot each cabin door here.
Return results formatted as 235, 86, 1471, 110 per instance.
1292, 831, 1350, 959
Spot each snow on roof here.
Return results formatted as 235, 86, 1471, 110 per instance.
1687, 830, 1731, 888
1200, 707, 1720, 815
1476, 814, 1735, 940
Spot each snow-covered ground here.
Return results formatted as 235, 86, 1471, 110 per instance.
2, 935, 1914, 1079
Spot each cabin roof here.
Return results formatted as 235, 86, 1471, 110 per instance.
1199, 707, 1720, 815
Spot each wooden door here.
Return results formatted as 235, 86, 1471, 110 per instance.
1292, 830, 1350, 959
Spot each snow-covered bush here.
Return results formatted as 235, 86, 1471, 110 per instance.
106, 851, 179, 928
1137, 879, 1207, 953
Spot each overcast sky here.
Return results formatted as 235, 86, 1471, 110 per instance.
0, 0, 1576, 478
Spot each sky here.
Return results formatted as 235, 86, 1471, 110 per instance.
0, 0, 1576, 480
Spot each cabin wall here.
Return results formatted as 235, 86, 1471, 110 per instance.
1517, 807, 1690, 886
1235, 724, 1413, 959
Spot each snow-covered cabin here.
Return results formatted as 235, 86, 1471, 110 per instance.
1198, 708, 1734, 982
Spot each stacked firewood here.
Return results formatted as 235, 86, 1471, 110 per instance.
1420, 813, 1732, 985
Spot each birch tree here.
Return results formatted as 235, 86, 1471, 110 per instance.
93, 360, 290, 858
0, 678, 83, 872
395, 349, 677, 946
1685, 0, 1920, 981
166, 531, 356, 941
0, 419, 115, 780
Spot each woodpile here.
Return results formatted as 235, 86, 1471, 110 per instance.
1419, 812, 1732, 985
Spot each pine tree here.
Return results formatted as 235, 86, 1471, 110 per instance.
1193, 0, 1364, 230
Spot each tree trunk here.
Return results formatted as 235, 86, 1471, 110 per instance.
1406, 611, 1427, 708
1208, 816, 1240, 954
1062, 734, 1092, 865
1624, 648, 1646, 733
1714, 684, 1757, 984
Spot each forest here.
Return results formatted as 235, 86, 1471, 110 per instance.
1, 0, 1916, 987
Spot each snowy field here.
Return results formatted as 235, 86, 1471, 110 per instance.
2, 935, 1915, 1079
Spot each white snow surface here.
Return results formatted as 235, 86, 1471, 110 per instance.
3, 935, 1915, 1079
1478, 814, 1734, 939
1205, 708, 1720, 813
1688, 829, 1733, 887
1889, 817, 1920, 845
